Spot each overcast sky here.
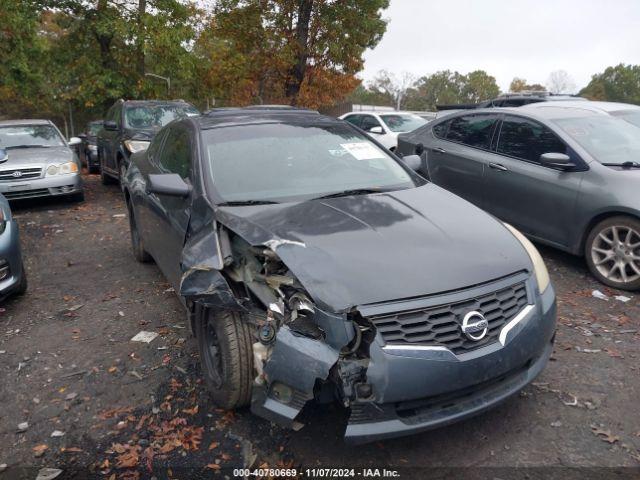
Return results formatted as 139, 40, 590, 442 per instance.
361, 0, 640, 92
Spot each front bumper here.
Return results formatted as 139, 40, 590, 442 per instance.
0, 174, 83, 201
344, 279, 557, 444
0, 220, 24, 300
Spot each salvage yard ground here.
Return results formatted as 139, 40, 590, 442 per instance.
1, 173, 639, 477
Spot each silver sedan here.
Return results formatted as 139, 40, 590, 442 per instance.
0, 120, 84, 202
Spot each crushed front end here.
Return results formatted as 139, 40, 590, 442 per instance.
180, 223, 555, 444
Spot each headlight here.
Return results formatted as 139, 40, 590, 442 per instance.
504, 223, 550, 293
124, 140, 150, 153
46, 162, 78, 176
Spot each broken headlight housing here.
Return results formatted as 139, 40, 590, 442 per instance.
504, 223, 550, 293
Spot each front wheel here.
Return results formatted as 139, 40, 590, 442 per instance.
585, 216, 640, 291
127, 204, 152, 263
196, 309, 254, 409
119, 161, 127, 192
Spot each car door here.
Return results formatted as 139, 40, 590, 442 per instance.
483, 114, 585, 248
102, 104, 121, 175
426, 113, 499, 208
144, 124, 193, 288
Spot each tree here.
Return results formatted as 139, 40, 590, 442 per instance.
509, 77, 545, 92
204, 0, 389, 108
367, 70, 416, 110
547, 70, 576, 94
580, 64, 640, 104
462, 70, 500, 103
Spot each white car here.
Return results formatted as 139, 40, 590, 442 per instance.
339, 111, 427, 151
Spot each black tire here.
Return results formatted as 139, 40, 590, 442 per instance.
196, 309, 254, 409
69, 191, 85, 203
15, 263, 27, 296
118, 160, 127, 192
585, 215, 640, 291
99, 151, 116, 185
127, 203, 152, 263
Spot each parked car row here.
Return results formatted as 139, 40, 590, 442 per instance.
3, 94, 638, 444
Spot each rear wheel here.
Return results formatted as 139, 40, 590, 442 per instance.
127, 203, 152, 263
196, 309, 254, 409
585, 216, 640, 291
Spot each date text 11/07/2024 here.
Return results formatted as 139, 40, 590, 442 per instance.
232, 468, 401, 478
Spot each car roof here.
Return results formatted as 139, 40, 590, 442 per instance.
342, 111, 417, 116
0, 119, 53, 126
523, 100, 640, 113
195, 106, 334, 130
437, 106, 602, 122
122, 100, 195, 107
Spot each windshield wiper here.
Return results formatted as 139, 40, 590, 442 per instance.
314, 188, 389, 200
5, 145, 51, 149
602, 161, 640, 169
218, 200, 280, 206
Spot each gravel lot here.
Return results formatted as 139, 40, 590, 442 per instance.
1, 173, 639, 478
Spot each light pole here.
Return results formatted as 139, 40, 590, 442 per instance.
145, 73, 171, 96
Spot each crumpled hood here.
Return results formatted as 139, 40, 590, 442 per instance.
0, 146, 73, 166
217, 184, 532, 312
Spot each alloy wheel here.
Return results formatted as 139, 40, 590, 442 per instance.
591, 225, 640, 284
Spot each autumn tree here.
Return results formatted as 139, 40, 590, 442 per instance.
509, 77, 545, 92
202, 0, 389, 108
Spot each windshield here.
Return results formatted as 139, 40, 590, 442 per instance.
124, 104, 199, 129
380, 114, 427, 133
87, 123, 102, 135
203, 123, 415, 203
611, 110, 640, 128
0, 125, 65, 149
554, 116, 640, 165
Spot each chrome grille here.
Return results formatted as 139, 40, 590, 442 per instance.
0, 167, 42, 181
370, 282, 529, 354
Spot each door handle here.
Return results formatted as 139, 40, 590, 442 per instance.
489, 162, 509, 172
432, 147, 446, 154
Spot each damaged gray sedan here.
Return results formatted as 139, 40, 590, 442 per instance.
122, 107, 557, 443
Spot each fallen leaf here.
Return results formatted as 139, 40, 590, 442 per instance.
206, 464, 221, 470
208, 442, 219, 451
591, 425, 619, 444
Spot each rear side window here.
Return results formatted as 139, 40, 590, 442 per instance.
445, 115, 497, 149
343, 115, 362, 128
497, 116, 567, 163
157, 126, 192, 179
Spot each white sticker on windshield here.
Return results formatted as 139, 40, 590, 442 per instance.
341, 142, 385, 160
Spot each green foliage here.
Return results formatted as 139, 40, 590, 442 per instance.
0, 0, 388, 131
580, 64, 640, 104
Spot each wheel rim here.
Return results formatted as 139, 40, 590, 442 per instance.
591, 225, 640, 284
203, 319, 223, 388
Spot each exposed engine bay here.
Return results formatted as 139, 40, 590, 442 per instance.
180, 222, 376, 432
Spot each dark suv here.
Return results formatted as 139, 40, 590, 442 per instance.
97, 99, 199, 187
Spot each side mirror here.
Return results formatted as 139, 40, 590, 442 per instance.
401, 154, 422, 172
368, 126, 384, 134
147, 173, 191, 198
68, 137, 82, 146
103, 120, 118, 131
540, 152, 575, 170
